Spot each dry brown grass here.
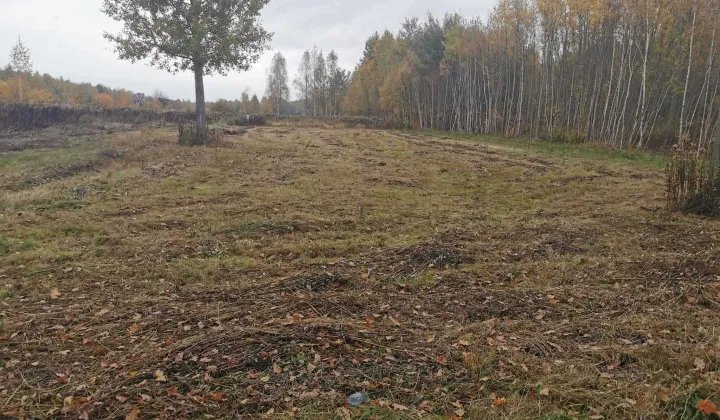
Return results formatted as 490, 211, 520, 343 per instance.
0, 126, 719, 419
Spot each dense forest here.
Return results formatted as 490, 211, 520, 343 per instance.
343, 0, 720, 149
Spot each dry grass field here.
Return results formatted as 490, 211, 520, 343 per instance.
0, 126, 719, 419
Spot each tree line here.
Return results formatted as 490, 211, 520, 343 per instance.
1, 37, 351, 118
258, 49, 350, 116
343, 0, 720, 150
1, 38, 192, 110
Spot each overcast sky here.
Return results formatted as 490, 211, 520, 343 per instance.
0, 0, 496, 101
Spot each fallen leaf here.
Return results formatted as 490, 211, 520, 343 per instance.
539, 388, 550, 396
273, 363, 282, 374
392, 403, 408, 411
50, 288, 61, 299
454, 408, 466, 417
127, 324, 139, 335
694, 358, 706, 372
292, 313, 303, 322
154, 370, 167, 382
458, 340, 470, 346
94, 309, 109, 317
126, 407, 140, 420
116, 395, 128, 403
436, 355, 448, 365
307, 363, 317, 374
364, 317, 374, 329
695, 399, 717, 416
336, 407, 351, 420
208, 391, 224, 402
298, 389, 320, 399
166, 387, 181, 398
418, 400, 433, 411
491, 394, 507, 407
175, 352, 184, 362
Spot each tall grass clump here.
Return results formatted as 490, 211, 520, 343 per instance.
178, 123, 223, 146
667, 135, 720, 216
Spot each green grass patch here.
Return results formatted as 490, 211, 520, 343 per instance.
0, 289, 10, 300
0, 236, 9, 255
421, 130, 668, 169
16, 237, 37, 252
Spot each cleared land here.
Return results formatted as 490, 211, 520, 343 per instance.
0, 126, 718, 419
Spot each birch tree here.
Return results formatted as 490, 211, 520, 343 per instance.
9, 37, 33, 102
266, 52, 290, 115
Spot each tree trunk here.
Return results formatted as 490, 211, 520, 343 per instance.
194, 64, 207, 143
714, 114, 720, 168
680, 6, 697, 140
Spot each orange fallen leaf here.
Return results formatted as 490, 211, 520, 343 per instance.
364, 316, 374, 329
695, 399, 717, 416
436, 355, 448, 365
292, 313, 303, 322
273, 363, 282, 374
127, 324, 139, 335
125, 407, 140, 420
490, 392, 507, 407
166, 386, 181, 398
208, 391, 224, 402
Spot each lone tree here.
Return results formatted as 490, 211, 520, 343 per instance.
265, 52, 289, 115
102, 0, 272, 144
9, 37, 33, 102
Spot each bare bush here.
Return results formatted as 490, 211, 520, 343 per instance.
666, 139, 720, 216
178, 123, 223, 146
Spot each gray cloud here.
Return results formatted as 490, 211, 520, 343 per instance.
0, 0, 495, 101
